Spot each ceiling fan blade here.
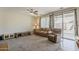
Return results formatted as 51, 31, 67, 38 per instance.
34, 11, 38, 15
26, 8, 39, 16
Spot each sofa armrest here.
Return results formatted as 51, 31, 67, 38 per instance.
56, 34, 61, 43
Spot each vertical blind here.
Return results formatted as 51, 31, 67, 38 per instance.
54, 15, 62, 29
53, 10, 78, 39
40, 9, 78, 36
63, 11, 75, 33
41, 15, 49, 28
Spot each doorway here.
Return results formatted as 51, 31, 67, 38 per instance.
62, 11, 76, 40
54, 10, 76, 40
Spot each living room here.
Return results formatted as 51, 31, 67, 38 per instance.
0, 7, 79, 51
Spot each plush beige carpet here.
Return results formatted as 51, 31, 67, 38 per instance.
0, 35, 61, 51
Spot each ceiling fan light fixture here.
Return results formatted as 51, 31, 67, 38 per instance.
26, 8, 39, 16
30, 13, 37, 16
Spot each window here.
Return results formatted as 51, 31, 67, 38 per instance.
63, 11, 75, 39
53, 10, 76, 39
41, 15, 49, 28
54, 15, 62, 29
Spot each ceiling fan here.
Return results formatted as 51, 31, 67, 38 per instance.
26, 8, 38, 16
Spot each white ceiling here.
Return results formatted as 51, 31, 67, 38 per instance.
0, 7, 68, 16
25, 7, 68, 15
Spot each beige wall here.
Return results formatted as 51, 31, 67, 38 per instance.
0, 10, 4, 35
0, 8, 34, 35
77, 8, 79, 35
33, 16, 40, 29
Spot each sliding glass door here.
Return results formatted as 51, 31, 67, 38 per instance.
40, 10, 77, 40
54, 15, 63, 37
54, 10, 76, 40
62, 11, 75, 40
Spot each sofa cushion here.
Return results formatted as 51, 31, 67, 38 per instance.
52, 28, 61, 34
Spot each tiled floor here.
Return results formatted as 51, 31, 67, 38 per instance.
0, 35, 60, 51
62, 33, 75, 40
60, 38, 78, 51
0, 35, 78, 51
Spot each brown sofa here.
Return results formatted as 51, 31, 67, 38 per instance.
34, 28, 61, 36
34, 28, 61, 43
34, 28, 50, 37
51, 28, 61, 43
51, 28, 61, 34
